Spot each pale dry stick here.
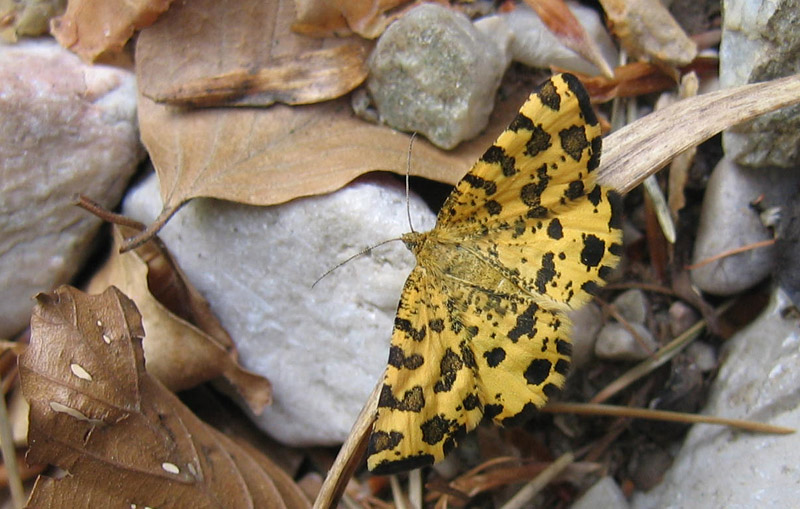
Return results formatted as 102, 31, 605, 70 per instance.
313, 376, 381, 509
390, 475, 409, 509
686, 238, 776, 270
0, 378, 24, 509
408, 468, 423, 509
598, 74, 800, 194
543, 403, 794, 434
499, 452, 574, 509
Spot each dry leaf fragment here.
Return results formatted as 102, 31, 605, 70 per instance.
523, 0, 613, 78
87, 225, 271, 415
601, 0, 697, 67
292, 0, 411, 38
138, 0, 369, 108
21, 286, 309, 509
149, 44, 368, 107
50, 0, 173, 62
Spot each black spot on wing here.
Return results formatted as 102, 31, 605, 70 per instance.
565, 180, 585, 200
524, 358, 552, 385
542, 383, 561, 398
370, 453, 435, 475
559, 125, 590, 162
580, 234, 606, 268
429, 318, 445, 333
509, 112, 534, 132
395, 317, 427, 342
547, 218, 563, 239
556, 339, 572, 356
388, 345, 424, 370
608, 190, 623, 229
588, 135, 601, 172
537, 79, 562, 111
420, 415, 460, 446
501, 402, 537, 427
368, 430, 403, 454
483, 347, 506, 367
484, 404, 503, 421
555, 358, 570, 375
525, 124, 552, 157
508, 303, 539, 342
535, 252, 557, 293
485, 200, 502, 216
463, 173, 498, 196
378, 384, 425, 412
481, 144, 518, 177
587, 185, 602, 207
463, 393, 481, 411
433, 348, 463, 393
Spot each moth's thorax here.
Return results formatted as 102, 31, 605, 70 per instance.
400, 231, 429, 256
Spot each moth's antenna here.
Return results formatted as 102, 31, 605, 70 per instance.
406, 132, 417, 233
312, 238, 402, 288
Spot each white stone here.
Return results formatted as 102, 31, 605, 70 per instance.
612, 289, 648, 325
632, 288, 800, 508
595, 322, 657, 361
573, 476, 630, 509
123, 173, 436, 446
0, 39, 142, 338
690, 157, 800, 295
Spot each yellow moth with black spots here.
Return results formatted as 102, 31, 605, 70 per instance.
367, 74, 622, 474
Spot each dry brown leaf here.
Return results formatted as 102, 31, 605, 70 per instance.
0, 0, 65, 42
87, 225, 271, 414
138, 0, 369, 108
132, 30, 536, 250
50, 0, 173, 62
20, 286, 309, 509
292, 0, 412, 38
522, 0, 613, 78
600, 0, 697, 67
575, 57, 717, 102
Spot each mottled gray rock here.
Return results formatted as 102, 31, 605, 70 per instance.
690, 157, 800, 295
572, 476, 630, 509
0, 39, 142, 338
595, 322, 657, 361
124, 173, 436, 446
612, 289, 648, 325
632, 288, 800, 508
367, 3, 506, 149
498, 2, 618, 76
721, 0, 800, 167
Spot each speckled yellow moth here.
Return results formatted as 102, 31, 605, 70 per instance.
367, 74, 622, 474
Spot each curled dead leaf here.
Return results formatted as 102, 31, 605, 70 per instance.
21, 286, 308, 508
87, 224, 271, 414
50, 0, 173, 62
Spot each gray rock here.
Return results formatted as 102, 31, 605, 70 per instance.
612, 289, 648, 325
685, 341, 717, 373
568, 302, 603, 369
667, 300, 699, 337
595, 322, 657, 361
632, 288, 800, 508
367, 3, 506, 149
572, 476, 630, 509
123, 173, 436, 446
720, 0, 800, 167
690, 157, 800, 295
0, 39, 142, 338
